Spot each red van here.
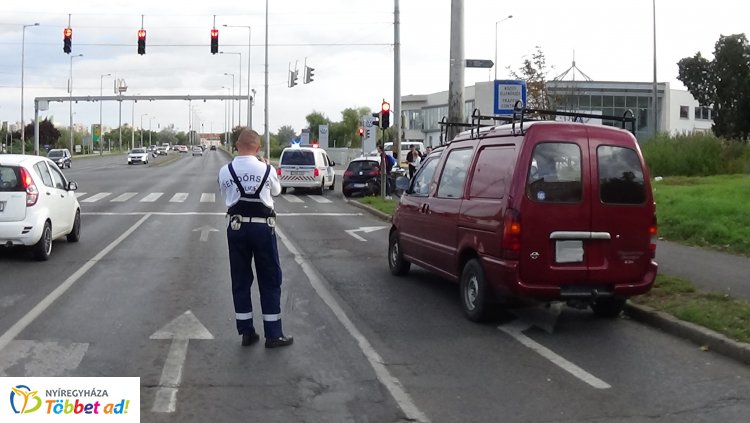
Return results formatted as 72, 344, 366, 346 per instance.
389, 116, 657, 322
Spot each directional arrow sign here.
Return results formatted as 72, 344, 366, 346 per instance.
345, 226, 387, 242
193, 225, 219, 242
465, 59, 494, 68
150, 310, 213, 413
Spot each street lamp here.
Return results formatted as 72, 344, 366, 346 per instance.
69, 54, 84, 154
148, 116, 156, 146
494, 15, 512, 81
99, 73, 112, 155
223, 24, 252, 128
220, 51, 242, 127
224, 73, 235, 130
140, 113, 148, 147
222, 86, 231, 144
20, 22, 39, 155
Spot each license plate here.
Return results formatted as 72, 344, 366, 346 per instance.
352, 183, 366, 188
291, 171, 305, 175
556, 240, 584, 263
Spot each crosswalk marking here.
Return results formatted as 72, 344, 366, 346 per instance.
140, 193, 164, 202
307, 195, 332, 204
282, 194, 304, 203
170, 193, 189, 203
75, 192, 87, 198
200, 193, 215, 203
81, 192, 111, 203
111, 192, 138, 202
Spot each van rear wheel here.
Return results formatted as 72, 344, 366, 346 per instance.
461, 259, 490, 322
281, 187, 287, 194
590, 297, 626, 318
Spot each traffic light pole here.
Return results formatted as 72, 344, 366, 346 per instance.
381, 127, 387, 198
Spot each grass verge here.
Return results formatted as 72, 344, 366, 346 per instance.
631, 274, 750, 344
357, 196, 398, 215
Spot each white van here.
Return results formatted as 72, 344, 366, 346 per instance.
372, 141, 426, 166
278, 145, 336, 194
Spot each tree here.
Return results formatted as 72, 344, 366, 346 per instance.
159, 128, 177, 146
305, 111, 330, 140
276, 125, 296, 146
24, 118, 61, 149
677, 34, 750, 141
509, 46, 552, 110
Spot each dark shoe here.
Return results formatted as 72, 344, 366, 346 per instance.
265, 336, 294, 348
241, 333, 260, 346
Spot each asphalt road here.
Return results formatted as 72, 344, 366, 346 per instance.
1, 150, 749, 422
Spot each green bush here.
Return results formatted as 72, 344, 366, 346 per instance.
641, 133, 750, 177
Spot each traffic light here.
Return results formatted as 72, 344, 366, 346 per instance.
210, 28, 219, 54
63, 27, 72, 54
137, 29, 146, 55
289, 69, 298, 87
379, 100, 391, 129
304, 66, 315, 84
358, 127, 364, 137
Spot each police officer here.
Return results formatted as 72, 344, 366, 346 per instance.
218, 129, 293, 348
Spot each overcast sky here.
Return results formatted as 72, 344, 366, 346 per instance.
1, 0, 748, 137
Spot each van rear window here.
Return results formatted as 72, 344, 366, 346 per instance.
526, 143, 582, 203
597, 145, 646, 204
0, 166, 22, 191
281, 150, 315, 166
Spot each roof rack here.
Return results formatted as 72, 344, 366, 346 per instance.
513, 101, 636, 135
437, 109, 514, 145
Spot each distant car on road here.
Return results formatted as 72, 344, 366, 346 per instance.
155, 147, 168, 156
210, 145, 217, 151
47, 149, 72, 169
127, 148, 149, 165
0, 154, 81, 260
191, 146, 203, 156
177, 145, 189, 153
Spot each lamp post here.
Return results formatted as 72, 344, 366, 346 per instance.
220, 51, 242, 127
224, 73, 235, 130
652, 0, 658, 136
99, 73, 112, 155
223, 24, 252, 128
140, 113, 148, 147
20, 22, 39, 155
69, 54, 84, 154
494, 15, 512, 81
222, 86, 230, 144
148, 116, 156, 146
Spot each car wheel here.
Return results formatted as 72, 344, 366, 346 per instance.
316, 180, 324, 195
590, 297, 626, 318
460, 258, 491, 322
66, 210, 81, 242
328, 175, 335, 190
343, 190, 352, 198
281, 187, 287, 195
145, 159, 149, 164
32, 221, 53, 261
388, 231, 411, 276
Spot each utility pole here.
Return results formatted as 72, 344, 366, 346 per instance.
264, 0, 270, 159
447, 0, 465, 141
393, 0, 402, 164
652, 0, 658, 137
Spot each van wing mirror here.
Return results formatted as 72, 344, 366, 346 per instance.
67, 181, 78, 191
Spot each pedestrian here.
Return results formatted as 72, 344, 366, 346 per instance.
423, 146, 433, 158
218, 128, 293, 348
406, 144, 421, 178
377, 144, 396, 196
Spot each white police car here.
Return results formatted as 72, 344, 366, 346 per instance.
277, 144, 335, 195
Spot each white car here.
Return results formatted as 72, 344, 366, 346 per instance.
128, 148, 149, 165
278, 145, 336, 195
0, 155, 81, 260
191, 146, 203, 156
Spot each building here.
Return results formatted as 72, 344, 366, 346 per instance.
401, 80, 713, 146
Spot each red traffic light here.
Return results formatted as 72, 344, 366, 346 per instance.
358, 128, 364, 137
63, 27, 72, 38
211, 28, 219, 38
381, 101, 391, 113
138, 29, 147, 40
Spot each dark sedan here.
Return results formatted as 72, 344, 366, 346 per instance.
342, 156, 382, 197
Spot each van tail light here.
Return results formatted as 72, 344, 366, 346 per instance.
314, 167, 320, 177
501, 208, 521, 260
20, 167, 39, 207
276, 168, 282, 176
649, 214, 658, 258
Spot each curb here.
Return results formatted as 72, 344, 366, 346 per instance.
150, 154, 181, 168
624, 303, 750, 366
346, 199, 392, 222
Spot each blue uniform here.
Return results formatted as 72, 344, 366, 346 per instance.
219, 157, 285, 339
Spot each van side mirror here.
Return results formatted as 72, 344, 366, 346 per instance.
67, 181, 78, 191
395, 176, 410, 191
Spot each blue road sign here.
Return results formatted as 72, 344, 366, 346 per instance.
494, 80, 527, 115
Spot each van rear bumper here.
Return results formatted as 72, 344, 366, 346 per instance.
483, 256, 658, 301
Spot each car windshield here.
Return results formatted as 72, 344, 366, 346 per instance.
281, 150, 315, 166
132, 149, 146, 154
47, 151, 63, 158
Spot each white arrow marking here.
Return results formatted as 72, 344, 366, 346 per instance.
150, 310, 213, 413
498, 320, 611, 389
345, 226, 388, 242
193, 225, 219, 242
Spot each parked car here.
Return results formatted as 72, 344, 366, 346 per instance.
389, 119, 657, 322
278, 145, 336, 194
342, 156, 384, 197
371, 141, 425, 167
127, 148, 149, 165
0, 154, 81, 260
47, 149, 72, 169
191, 146, 203, 156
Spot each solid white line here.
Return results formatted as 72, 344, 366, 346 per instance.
111, 192, 138, 202
0, 214, 152, 354
169, 193, 189, 203
199, 193, 215, 203
275, 228, 430, 423
140, 192, 163, 202
82, 212, 363, 217
498, 322, 611, 389
281, 194, 303, 203
81, 192, 111, 203
307, 195, 332, 204
152, 338, 189, 413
